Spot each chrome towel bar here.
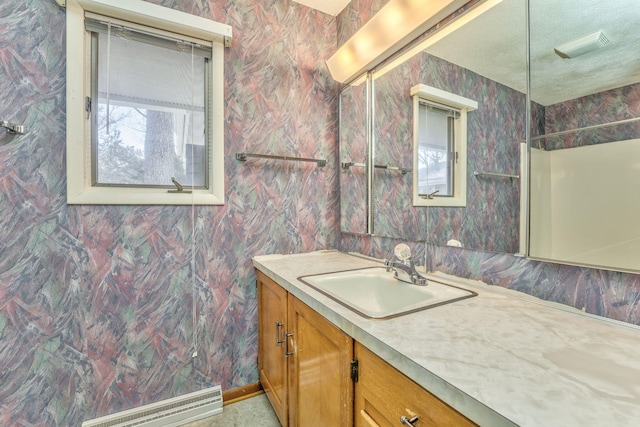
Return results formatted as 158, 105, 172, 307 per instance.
474, 171, 519, 179
236, 152, 326, 167
342, 162, 412, 174
1, 120, 26, 135
341, 161, 365, 169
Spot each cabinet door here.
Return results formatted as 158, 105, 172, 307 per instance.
257, 271, 289, 426
288, 297, 354, 427
355, 343, 477, 427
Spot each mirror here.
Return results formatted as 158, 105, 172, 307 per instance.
339, 80, 369, 235
370, 0, 527, 255
338, 0, 640, 272
528, 0, 640, 272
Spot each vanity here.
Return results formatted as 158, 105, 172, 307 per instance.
254, 251, 640, 426
281, 0, 640, 424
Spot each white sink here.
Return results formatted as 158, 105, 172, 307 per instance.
299, 267, 476, 319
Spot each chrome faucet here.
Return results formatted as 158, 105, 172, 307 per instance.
385, 244, 428, 286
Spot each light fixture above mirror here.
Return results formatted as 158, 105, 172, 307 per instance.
326, 0, 468, 84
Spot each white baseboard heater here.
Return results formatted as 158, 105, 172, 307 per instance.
81, 385, 223, 427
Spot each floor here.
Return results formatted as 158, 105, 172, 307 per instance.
181, 393, 281, 427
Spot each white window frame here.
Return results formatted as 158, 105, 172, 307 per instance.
66, 0, 231, 205
410, 84, 477, 207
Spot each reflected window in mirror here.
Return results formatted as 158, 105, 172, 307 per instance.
417, 101, 457, 197
411, 84, 477, 207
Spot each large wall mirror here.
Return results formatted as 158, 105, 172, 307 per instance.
528, 0, 640, 272
340, 0, 527, 255
339, 0, 640, 272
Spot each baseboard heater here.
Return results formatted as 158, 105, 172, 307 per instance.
82, 385, 223, 427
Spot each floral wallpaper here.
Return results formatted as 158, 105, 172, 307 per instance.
0, 0, 338, 425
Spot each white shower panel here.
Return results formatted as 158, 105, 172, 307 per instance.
530, 139, 640, 271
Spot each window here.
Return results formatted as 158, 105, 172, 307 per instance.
417, 102, 457, 197
66, 0, 231, 205
90, 20, 209, 188
410, 84, 477, 207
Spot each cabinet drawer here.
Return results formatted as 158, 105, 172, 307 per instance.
355, 343, 476, 427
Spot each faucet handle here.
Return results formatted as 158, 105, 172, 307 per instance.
394, 243, 412, 261
412, 275, 427, 286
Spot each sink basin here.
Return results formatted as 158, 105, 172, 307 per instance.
298, 267, 476, 319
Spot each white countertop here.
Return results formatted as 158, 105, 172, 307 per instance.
253, 250, 640, 427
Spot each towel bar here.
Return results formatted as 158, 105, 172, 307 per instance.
1, 120, 26, 135
236, 152, 326, 167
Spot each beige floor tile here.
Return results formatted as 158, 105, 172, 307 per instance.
181, 393, 281, 427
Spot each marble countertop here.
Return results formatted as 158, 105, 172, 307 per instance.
253, 250, 640, 427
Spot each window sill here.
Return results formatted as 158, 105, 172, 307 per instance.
67, 186, 223, 205
413, 196, 466, 207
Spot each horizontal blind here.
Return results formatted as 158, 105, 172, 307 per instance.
419, 99, 460, 119
85, 14, 212, 58
89, 19, 207, 111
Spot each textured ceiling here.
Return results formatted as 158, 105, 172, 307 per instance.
292, 0, 350, 16
425, 0, 640, 106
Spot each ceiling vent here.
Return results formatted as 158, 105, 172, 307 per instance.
554, 31, 610, 59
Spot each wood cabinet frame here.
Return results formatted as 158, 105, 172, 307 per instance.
257, 271, 354, 427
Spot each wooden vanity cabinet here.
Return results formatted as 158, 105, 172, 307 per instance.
354, 343, 477, 427
258, 270, 474, 427
288, 295, 354, 426
257, 271, 354, 427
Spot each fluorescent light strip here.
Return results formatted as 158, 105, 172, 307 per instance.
327, 0, 469, 84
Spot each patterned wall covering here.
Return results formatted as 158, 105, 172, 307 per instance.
4, 0, 640, 424
0, 0, 338, 424
427, 245, 640, 326
542, 82, 640, 150
372, 58, 429, 241
337, 0, 640, 326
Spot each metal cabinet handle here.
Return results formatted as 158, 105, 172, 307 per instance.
284, 332, 295, 358
275, 321, 284, 346
400, 415, 419, 426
